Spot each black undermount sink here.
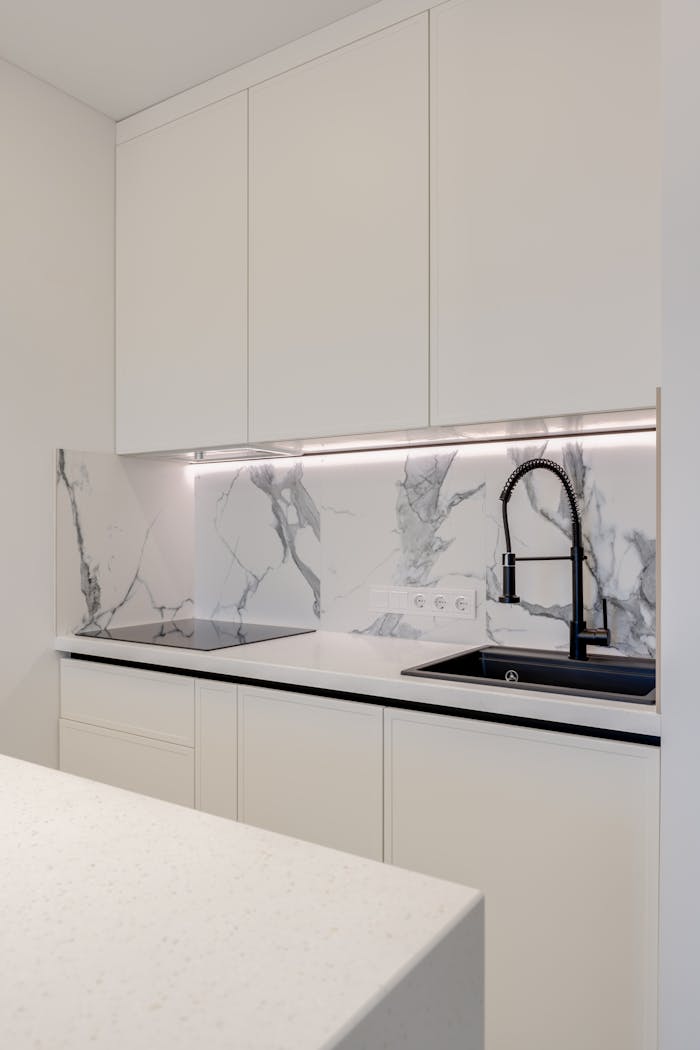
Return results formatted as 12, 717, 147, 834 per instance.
401, 646, 656, 705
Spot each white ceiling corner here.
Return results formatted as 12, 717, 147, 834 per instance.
0, 0, 384, 120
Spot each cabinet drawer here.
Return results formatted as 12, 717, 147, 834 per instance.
59, 719, 195, 807
60, 659, 195, 746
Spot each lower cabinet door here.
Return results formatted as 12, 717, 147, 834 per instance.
59, 719, 195, 807
384, 708, 659, 1050
195, 681, 238, 820
238, 686, 383, 860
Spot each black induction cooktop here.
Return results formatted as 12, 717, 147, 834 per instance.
77, 619, 315, 651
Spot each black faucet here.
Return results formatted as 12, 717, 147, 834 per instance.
498, 458, 611, 661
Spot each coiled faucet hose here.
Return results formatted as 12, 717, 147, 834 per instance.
499, 458, 582, 550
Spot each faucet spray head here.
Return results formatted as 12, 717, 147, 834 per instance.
499, 551, 520, 603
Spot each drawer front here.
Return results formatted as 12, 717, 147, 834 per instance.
60, 719, 195, 807
60, 659, 195, 746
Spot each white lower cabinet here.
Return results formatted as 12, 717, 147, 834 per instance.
195, 681, 238, 820
237, 685, 383, 860
384, 708, 659, 1050
59, 719, 195, 807
60, 659, 195, 746
59, 659, 196, 806
60, 658, 660, 1048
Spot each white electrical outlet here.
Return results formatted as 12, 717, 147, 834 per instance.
453, 591, 476, 618
370, 586, 477, 619
403, 586, 477, 619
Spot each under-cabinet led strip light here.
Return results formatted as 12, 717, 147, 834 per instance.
186, 417, 657, 475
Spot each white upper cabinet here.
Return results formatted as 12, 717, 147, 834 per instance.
114, 0, 660, 451
116, 94, 248, 453
248, 16, 429, 444
430, 0, 660, 426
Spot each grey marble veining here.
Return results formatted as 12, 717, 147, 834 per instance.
351, 451, 486, 641
195, 461, 322, 628
57, 434, 656, 657
56, 450, 194, 633
195, 436, 655, 654
250, 463, 321, 616
57, 450, 102, 625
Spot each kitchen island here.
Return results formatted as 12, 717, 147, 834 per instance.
0, 754, 483, 1050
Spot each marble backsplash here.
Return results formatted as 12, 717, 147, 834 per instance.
56, 449, 194, 633
56, 433, 656, 656
194, 433, 656, 656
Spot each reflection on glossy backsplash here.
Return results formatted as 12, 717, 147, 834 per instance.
194, 433, 656, 656
56, 436, 655, 655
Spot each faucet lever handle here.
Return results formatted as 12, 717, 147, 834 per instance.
577, 597, 612, 648
588, 598, 612, 646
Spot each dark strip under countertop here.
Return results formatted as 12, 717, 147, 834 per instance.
55, 630, 661, 743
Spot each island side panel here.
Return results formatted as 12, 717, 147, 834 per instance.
330, 899, 484, 1050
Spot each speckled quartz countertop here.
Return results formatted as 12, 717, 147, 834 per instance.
0, 755, 483, 1050
55, 630, 661, 738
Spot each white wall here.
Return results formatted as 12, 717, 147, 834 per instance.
659, 0, 700, 1044
0, 59, 115, 766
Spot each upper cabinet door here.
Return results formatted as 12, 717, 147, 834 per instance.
430, 0, 660, 427
249, 16, 429, 444
116, 94, 248, 454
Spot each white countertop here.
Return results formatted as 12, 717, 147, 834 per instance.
0, 755, 483, 1050
55, 630, 660, 737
